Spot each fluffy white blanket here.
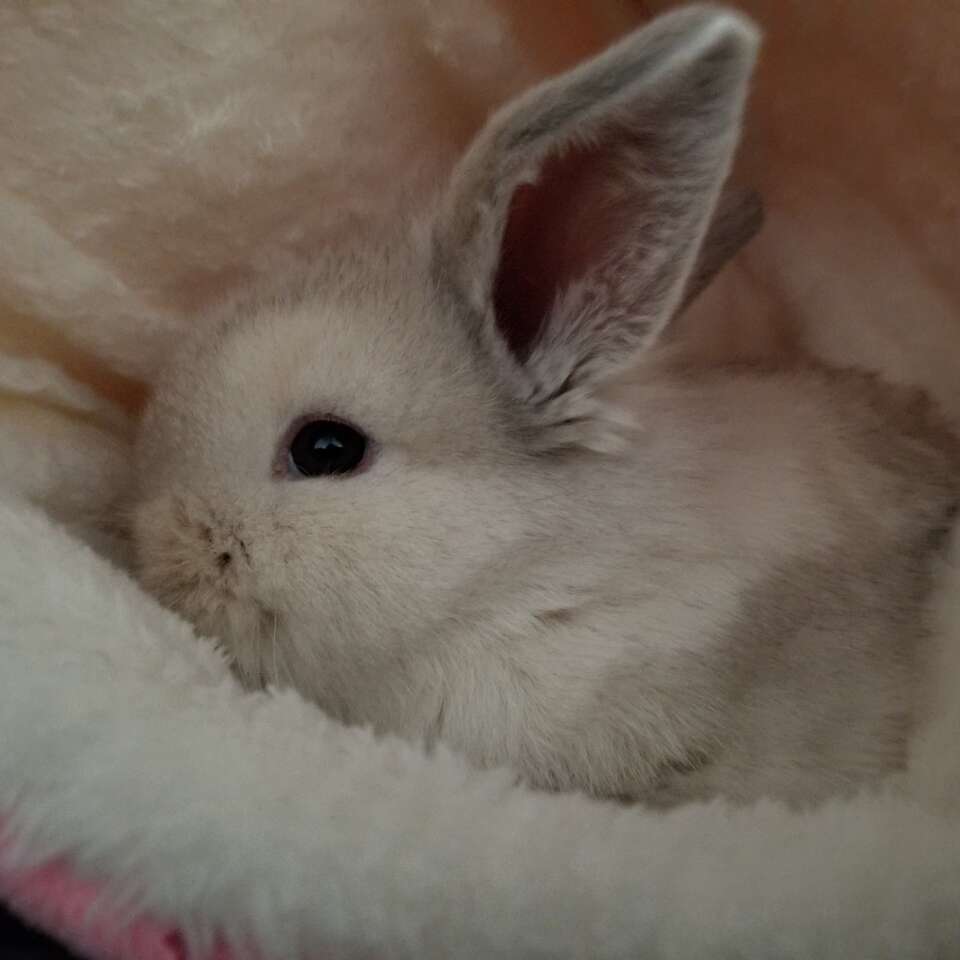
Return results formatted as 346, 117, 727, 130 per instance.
2, 2, 960, 957
1, 496, 959, 958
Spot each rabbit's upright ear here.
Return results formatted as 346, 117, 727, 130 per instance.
433, 5, 759, 449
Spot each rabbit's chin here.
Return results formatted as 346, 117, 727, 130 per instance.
161, 588, 282, 691
133, 561, 274, 689
203, 603, 284, 691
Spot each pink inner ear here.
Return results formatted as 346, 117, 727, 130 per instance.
493, 140, 627, 361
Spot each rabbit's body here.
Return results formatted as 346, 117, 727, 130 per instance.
434, 367, 957, 805
133, 7, 960, 807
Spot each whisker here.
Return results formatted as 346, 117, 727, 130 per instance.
272, 611, 280, 686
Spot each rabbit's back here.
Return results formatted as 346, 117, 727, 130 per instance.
515, 361, 960, 804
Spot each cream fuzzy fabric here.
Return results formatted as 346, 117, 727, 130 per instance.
1, 496, 960, 958
2, 1, 960, 956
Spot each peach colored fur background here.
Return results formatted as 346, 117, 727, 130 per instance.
1, 0, 957, 534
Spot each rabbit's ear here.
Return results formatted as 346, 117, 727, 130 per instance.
433, 5, 759, 447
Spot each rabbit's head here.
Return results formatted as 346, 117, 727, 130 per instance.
134, 7, 759, 734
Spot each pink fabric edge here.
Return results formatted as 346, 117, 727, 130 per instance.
0, 833, 234, 960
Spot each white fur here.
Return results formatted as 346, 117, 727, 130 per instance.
3, 497, 960, 958
133, 8, 960, 807
2, 0, 960, 954
909, 522, 960, 812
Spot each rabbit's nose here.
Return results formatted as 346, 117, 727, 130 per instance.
211, 535, 250, 573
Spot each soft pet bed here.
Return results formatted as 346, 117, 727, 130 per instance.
2, 2, 960, 958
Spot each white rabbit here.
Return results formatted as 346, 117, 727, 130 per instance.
132, 5, 960, 808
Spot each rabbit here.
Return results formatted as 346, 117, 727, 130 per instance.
131, 5, 960, 809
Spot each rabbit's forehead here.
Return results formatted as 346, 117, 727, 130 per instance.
162, 287, 502, 467
232, 294, 484, 420
139, 275, 511, 497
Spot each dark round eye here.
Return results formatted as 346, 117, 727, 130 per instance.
287, 419, 368, 478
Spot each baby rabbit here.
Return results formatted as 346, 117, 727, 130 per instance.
133, 5, 960, 808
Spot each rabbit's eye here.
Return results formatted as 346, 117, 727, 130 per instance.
287, 419, 368, 478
